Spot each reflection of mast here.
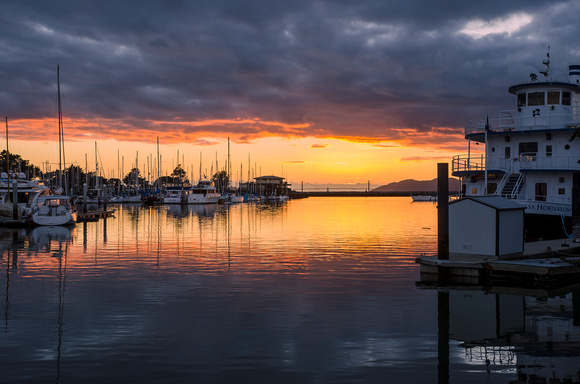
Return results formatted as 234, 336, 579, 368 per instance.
4, 251, 8, 333
227, 205, 231, 269
56, 239, 68, 383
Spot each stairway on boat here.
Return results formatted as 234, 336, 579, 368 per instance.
500, 173, 524, 199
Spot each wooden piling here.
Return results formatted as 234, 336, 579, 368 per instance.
437, 163, 449, 261
12, 180, 18, 219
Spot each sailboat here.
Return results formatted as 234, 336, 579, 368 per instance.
33, 65, 77, 226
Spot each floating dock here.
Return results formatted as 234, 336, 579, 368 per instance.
0, 217, 33, 227
77, 209, 115, 222
416, 238, 580, 283
0, 209, 115, 226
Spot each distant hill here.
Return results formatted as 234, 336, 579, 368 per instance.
372, 178, 460, 192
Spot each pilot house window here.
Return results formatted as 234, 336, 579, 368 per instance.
562, 91, 571, 106
517, 93, 526, 107
547, 91, 560, 105
528, 92, 545, 106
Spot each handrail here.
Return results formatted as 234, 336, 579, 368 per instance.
494, 160, 513, 195
452, 154, 485, 173
520, 154, 580, 171
511, 173, 525, 199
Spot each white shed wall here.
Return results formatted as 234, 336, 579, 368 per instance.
449, 199, 496, 256
498, 209, 524, 255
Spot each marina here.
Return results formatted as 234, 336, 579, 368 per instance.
3, 0, 580, 382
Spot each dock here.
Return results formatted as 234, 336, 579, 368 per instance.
77, 209, 116, 222
0, 209, 115, 227
0, 217, 33, 227
416, 238, 580, 283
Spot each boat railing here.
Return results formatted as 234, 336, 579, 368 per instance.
465, 111, 516, 134
452, 154, 485, 173
465, 108, 580, 135
519, 154, 580, 171
452, 154, 512, 174
511, 192, 570, 204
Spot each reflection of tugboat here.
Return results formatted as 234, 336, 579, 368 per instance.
452, 48, 580, 236
418, 281, 580, 383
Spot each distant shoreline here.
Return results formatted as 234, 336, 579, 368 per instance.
289, 191, 458, 198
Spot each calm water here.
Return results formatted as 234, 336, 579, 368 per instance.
0, 197, 579, 383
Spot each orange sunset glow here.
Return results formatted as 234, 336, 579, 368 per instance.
5, 115, 469, 187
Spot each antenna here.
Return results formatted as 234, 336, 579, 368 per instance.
539, 46, 550, 78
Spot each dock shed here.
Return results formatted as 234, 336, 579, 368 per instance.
449, 196, 524, 258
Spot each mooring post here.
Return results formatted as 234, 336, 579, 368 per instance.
437, 163, 449, 261
103, 184, 108, 212
12, 179, 18, 219
83, 183, 88, 213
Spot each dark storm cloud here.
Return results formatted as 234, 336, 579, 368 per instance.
0, 0, 577, 144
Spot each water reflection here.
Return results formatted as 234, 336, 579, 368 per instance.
1, 224, 73, 383
5, 198, 576, 382
422, 281, 580, 383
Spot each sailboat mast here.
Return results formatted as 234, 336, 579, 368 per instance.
95, 141, 99, 190
157, 137, 160, 189
57, 65, 63, 188
5, 117, 9, 178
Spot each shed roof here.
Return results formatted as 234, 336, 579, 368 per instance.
450, 196, 525, 211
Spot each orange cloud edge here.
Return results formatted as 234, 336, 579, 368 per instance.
6, 117, 466, 151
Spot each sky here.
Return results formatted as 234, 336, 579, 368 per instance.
1, 0, 580, 187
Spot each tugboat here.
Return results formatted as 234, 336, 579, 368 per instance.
452, 48, 580, 238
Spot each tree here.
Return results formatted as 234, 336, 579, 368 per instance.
0, 150, 41, 176
123, 167, 145, 187
171, 164, 186, 179
212, 170, 229, 193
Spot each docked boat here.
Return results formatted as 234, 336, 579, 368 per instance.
163, 180, 191, 204
0, 172, 50, 216
411, 195, 437, 202
188, 180, 221, 204
32, 195, 78, 226
452, 48, 580, 237
223, 192, 244, 203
